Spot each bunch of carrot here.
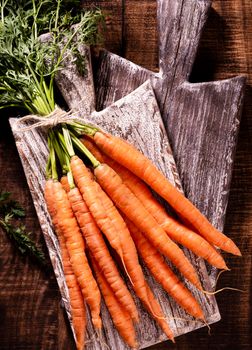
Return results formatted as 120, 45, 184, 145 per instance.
44, 122, 241, 350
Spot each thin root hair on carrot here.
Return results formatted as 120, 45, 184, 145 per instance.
165, 315, 211, 336
95, 329, 111, 350
202, 268, 244, 295
207, 322, 212, 336
120, 254, 135, 287
215, 268, 230, 286
202, 287, 245, 295
84, 330, 101, 347
165, 315, 206, 325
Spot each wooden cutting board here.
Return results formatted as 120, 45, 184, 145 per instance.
11, 48, 219, 350
52, 47, 218, 350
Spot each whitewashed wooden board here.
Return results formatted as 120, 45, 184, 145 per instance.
92, 0, 245, 250
10, 43, 220, 349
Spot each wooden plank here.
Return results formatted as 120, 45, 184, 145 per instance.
123, 0, 158, 70
81, 0, 123, 56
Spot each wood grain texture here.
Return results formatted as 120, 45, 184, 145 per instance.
0, 0, 251, 349
83, 0, 123, 56
56, 46, 96, 116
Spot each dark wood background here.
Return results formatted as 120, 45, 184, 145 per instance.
0, 1, 251, 349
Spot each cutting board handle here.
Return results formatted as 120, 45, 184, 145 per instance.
157, 0, 211, 82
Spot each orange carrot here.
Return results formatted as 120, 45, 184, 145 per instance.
124, 216, 204, 320
60, 175, 71, 193
82, 138, 227, 270
51, 180, 102, 329
119, 173, 227, 270
66, 275, 86, 350
94, 181, 174, 341
70, 156, 125, 266
94, 163, 202, 290
143, 283, 175, 343
44, 179, 86, 350
91, 256, 138, 348
81, 138, 105, 162
70, 156, 174, 341
62, 177, 139, 323
92, 131, 241, 256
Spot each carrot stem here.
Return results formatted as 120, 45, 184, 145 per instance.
56, 131, 69, 156
51, 131, 67, 174
51, 129, 75, 189
63, 126, 75, 158
69, 122, 99, 137
48, 131, 58, 180
70, 132, 100, 168
46, 149, 52, 180
65, 157, 75, 190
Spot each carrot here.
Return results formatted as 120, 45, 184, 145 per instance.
142, 283, 175, 343
124, 216, 205, 320
44, 179, 86, 350
61, 175, 71, 193
70, 156, 125, 267
82, 139, 215, 318
81, 138, 105, 162
82, 138, 228, 270
70, 155, 174, 341
92, 131, 241, 256
120, 174, 228, 270
91, 256, 138, 348
62, 177, 139, 323
51, 180, 102, 329
94, 181, 174, 342
94, 163, 202, 290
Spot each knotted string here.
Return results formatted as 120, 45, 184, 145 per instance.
12, 106, 91, 133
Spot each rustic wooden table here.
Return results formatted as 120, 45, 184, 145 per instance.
0, 1, 251, 349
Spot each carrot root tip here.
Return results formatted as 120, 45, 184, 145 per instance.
133, 316, 140, 324
235, 250, 242, 257
206, 322, 212, 336
95, 329, 110, 350
202, 287, 245, 295
195, 281, 203, 291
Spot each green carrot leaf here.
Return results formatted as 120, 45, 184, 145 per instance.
0, 190, 11, 202
0, 191, 46, 266
0, 1, 105, 115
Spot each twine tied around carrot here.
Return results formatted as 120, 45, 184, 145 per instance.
12, 106, 91, 133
